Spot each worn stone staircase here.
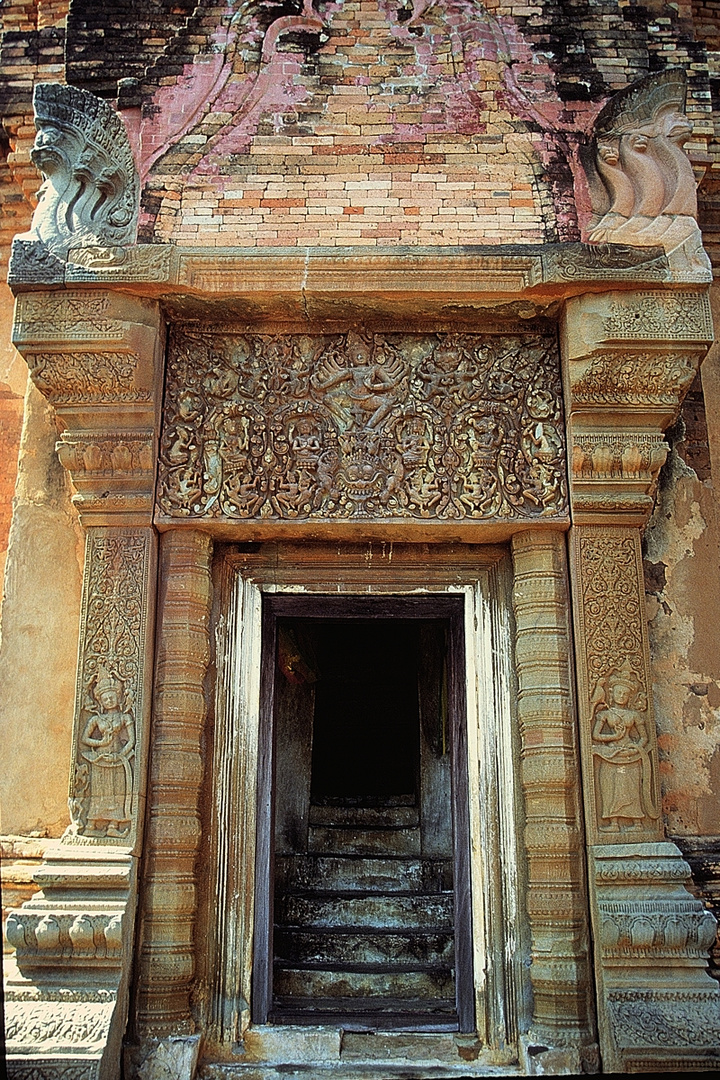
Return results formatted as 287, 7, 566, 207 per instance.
271, 801, 457, 1027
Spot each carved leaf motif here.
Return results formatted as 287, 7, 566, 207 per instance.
28, 352, 149, 405
572, 351, 697, 406
157, 330, 568, 523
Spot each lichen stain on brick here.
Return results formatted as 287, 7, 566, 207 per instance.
645, 445, 720, 836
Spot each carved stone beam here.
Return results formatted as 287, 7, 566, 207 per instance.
562, 288, 714, 527
6, 289, 163, 1080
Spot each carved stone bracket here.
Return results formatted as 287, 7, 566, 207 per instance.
590, 843, 720, 1072
562, 289, 714, 525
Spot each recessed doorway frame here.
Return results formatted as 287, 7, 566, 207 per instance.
253, 593, 472, 1031
205, 542, 528, 1054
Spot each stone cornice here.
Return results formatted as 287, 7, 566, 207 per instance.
9, 239, 698, 323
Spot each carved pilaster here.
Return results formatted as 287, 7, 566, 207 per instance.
6, 289, 163, 1080
570, 525, 720, 1071
133, 530, 213, 1040
511, 531, 596, 1070
562, 289, 713, 526
571, 527, 661, 846
4, 525, 157, 1080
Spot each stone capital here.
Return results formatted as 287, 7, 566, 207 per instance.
561, 289, 713, 525
11, 289, 163, 527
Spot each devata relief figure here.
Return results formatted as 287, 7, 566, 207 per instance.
591, 661, 660, 832
586, 69, 711, 278
78, 668, 135, 837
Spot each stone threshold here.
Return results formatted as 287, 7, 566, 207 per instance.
197, 1029, 519, 1079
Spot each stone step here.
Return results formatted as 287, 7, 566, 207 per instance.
308, 805, 420, 828
307, 826, 421, 857
203, 1067, 515, 1079
276, 892, 454, 930
273, 965, 455, 1001
274, 928, 455, 967
276, 856, 453, 894
270, 996, 458, 1018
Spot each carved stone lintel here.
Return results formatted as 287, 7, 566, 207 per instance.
585, 70, 712, 283
562, 290, 713, 525
590, 843, 720, 1073
157, 329, 568, 530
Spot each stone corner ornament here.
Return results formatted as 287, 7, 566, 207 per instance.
585, 68, 712, 283
8, 83, 139, 284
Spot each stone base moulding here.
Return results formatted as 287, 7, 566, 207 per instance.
590, 843, 720, 1073
4, 845, 137, 1080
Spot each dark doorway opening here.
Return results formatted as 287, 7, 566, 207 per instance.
310, 620, 419, 801
253, 596, 473, 1033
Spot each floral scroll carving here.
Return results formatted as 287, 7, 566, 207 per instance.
68, 530, 150, 841
573, 529, 661, 839
157, 329, 567, 525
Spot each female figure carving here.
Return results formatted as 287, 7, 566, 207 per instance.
79, 668, 135, 837
591, 662, 659, 832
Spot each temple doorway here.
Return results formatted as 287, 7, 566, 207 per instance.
251, 595, 474, 1032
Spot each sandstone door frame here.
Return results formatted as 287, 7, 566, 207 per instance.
203, 542, 528, 1052
8, 279, 719, 1078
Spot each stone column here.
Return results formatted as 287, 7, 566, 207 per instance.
511, 530, 596, 1074
128, 529, 212, 1077
4, 289, 163, 1080
563, 288, 720, 1072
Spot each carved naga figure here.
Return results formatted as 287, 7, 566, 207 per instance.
587, 69, 711, 278
21, 83, 139, 258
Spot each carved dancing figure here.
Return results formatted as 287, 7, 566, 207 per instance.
78, 668, 135, 837
591, 661, 659, 832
